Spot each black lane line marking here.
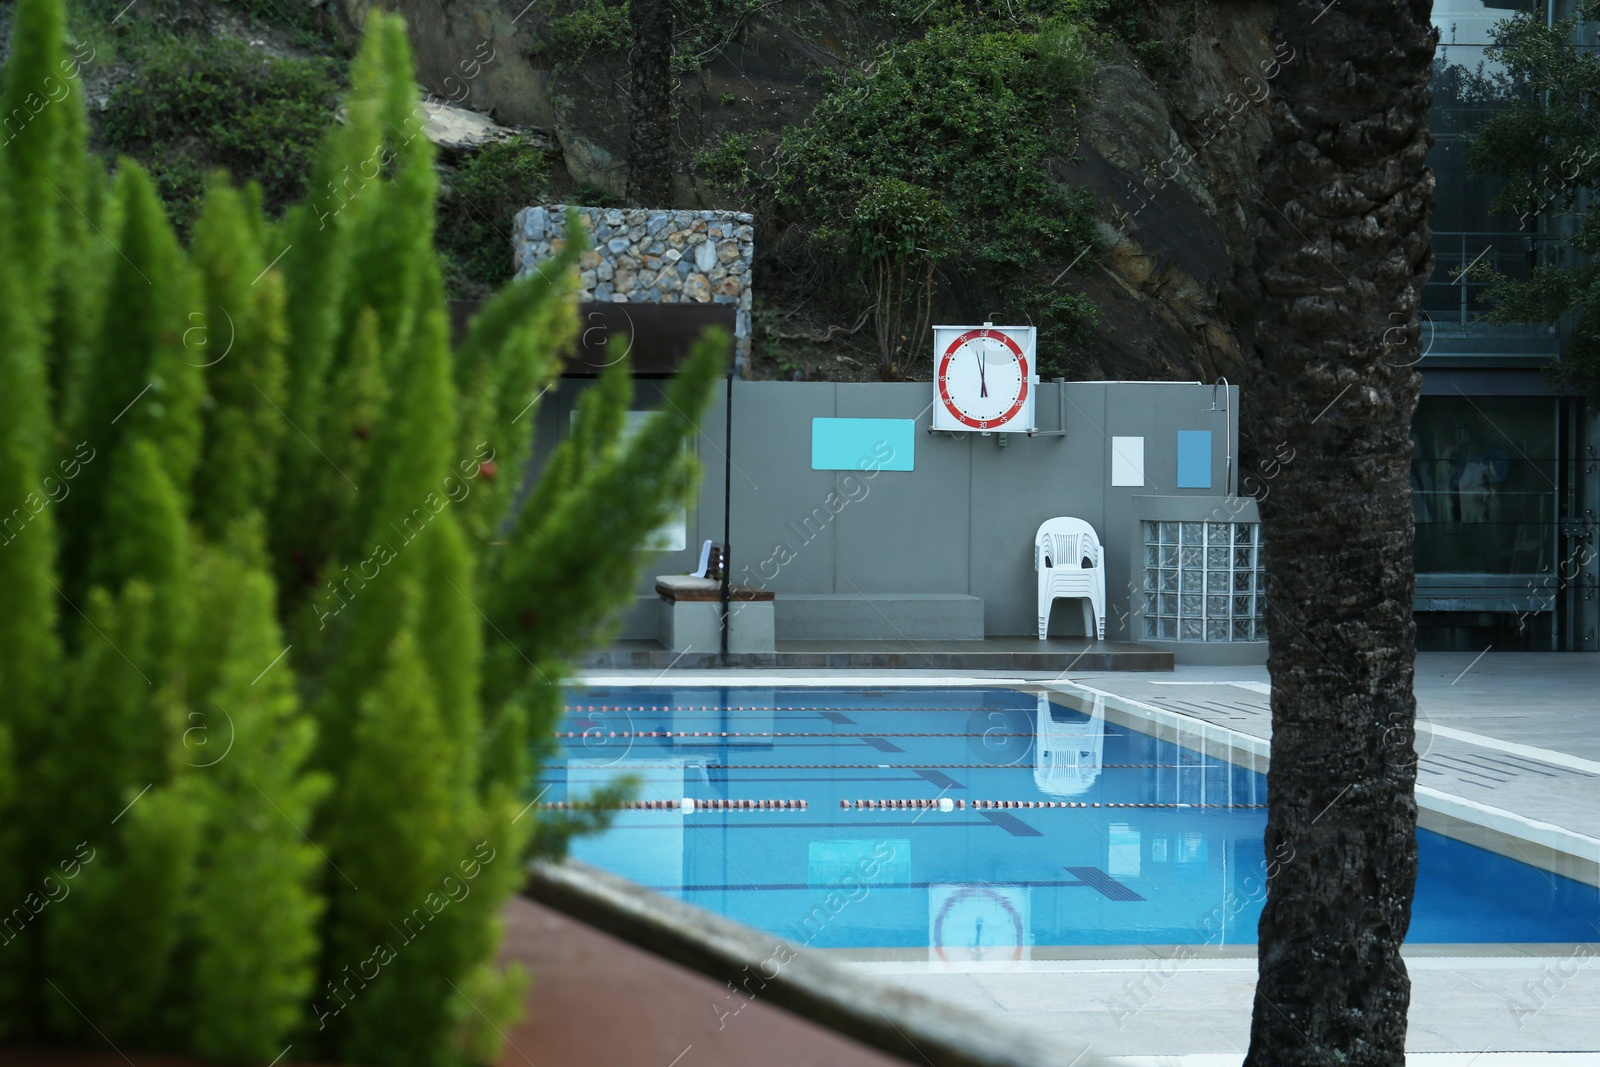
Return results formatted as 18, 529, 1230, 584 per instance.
913, 768, 966, 790
1469, 752, 1575, 778
1423, 754, 1511, 784
1064, 866, 1146, 902
861, 737, 906, 753
643, 878, 1142, 893
979, 811, 1043, 837
819, 711, 857, 724
702, 775, 928, 783
1498, 752, 1594, 776
604, 820, 995, 830
1163, 699, 1249, 722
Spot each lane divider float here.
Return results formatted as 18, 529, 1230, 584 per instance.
835, 799, 1265, 810
535, 799, 810, 812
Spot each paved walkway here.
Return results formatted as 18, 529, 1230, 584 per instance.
875, 651, 1600, 1061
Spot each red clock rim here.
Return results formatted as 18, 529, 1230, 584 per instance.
937, 328, 1030, 429
932, 885, 1026, 965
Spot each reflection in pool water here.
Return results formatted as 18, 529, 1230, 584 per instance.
1033, 692, 1105, 797
543, 686, 1598, 953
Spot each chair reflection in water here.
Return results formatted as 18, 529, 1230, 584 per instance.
1033, 692, 1105, 797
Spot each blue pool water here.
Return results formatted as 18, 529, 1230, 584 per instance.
540, 686, 1599, 952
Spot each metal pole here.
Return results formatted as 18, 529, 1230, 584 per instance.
719, 367, 733, 662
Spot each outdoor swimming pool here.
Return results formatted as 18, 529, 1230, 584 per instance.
539, 685, 1599, 955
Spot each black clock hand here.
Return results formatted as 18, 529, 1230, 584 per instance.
976, 347, 988, 398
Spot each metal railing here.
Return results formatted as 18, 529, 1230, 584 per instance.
1422, 230, 1555, 327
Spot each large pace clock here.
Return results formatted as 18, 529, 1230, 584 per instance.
932, 324, 1037, 433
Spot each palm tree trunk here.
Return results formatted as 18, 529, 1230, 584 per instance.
625, 0, 673, 206
1241, 2, 1436, 1064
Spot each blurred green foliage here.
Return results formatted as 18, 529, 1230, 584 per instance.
0, 4, 722, 1065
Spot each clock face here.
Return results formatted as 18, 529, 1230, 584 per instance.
930, 885, 1029, 966
935, 328, 1032, 431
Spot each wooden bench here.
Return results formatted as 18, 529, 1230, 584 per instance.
654, 575, 775, 653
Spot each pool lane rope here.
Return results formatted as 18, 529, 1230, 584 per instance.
617, 763, 1228, 771
558, 730, 1057, 739
837, 799, 1265, 810
531, 798, 1262, 813
536, 799, 810, 812
561, 705, 1064, 713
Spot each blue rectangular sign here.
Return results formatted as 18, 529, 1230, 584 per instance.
1176, 430, 1213, 489
811, 418, 915, 472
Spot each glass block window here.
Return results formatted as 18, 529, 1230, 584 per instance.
1142, 521, 1266, 641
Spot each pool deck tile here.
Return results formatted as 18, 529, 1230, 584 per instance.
582, 637, 1174, 672
1062, 653, 1600, 867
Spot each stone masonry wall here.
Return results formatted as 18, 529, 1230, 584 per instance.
513, 205, 754, 369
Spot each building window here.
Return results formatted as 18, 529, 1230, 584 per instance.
1142, 521, 1265, 642
1424, 0, 1551, 339
1412, 394, 1558, 576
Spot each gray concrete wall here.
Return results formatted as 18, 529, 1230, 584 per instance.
535, 379, 1255, 656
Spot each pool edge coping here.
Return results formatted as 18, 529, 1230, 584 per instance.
1052, 681, 1600, 890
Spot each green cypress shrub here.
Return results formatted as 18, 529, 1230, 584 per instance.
180, 541, 329, 1061
187, 179, 290, 540
0, 0, 724, 1062
0, 0, 73, 1026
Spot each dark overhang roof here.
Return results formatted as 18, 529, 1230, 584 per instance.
449, 300, 736, 378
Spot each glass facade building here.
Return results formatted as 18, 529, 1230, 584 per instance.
1416, 0, 1599, 650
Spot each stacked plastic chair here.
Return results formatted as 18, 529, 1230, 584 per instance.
1035, 517, 1106, 640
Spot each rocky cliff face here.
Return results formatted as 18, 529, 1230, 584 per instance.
334, 0, 1279, 388
1060, 1, 1278, 385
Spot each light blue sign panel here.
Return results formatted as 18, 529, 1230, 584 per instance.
1176, 430, 1212, 489
812, 418, 915, 472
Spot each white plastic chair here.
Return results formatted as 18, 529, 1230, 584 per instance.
1033, 692, 1105, 796
1035, 517, 1106, 640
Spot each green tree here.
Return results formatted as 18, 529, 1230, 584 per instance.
849, 177, 954, 379
0, 0, 724, 1062
1462, 0, 1600, 402
772, 20, 1100, 376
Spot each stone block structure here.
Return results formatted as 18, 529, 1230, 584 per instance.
513, 205, 754, 369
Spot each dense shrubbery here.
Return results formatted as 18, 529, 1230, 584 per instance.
67, 0, 347, 57
438, 136, 553, 298
0, 2, 721, 1064
88, 26, 552, 294
543, 0, 791, 72
775, 24, 1097, 271
100, 36, 339, 234
544, 0, 631, 68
